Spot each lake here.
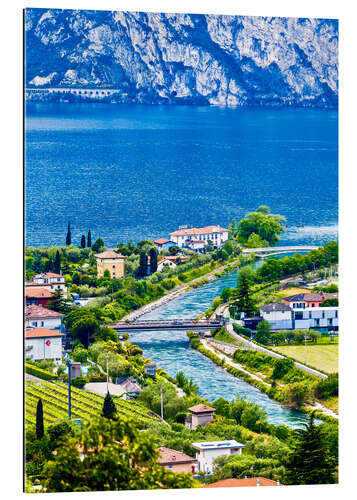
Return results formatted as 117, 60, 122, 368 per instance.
25, 103, 338, 248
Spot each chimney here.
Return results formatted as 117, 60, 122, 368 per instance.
277, 479, 280, 486
256, 478, 260, 487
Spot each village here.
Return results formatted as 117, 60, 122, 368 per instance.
24, 210, 339, 490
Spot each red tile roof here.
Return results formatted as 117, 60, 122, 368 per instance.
25, 328, 64, 339
25, 287, 54, 298
34, 272, 63, 279
283, 292, 337, 302
170, 226, 229, 237
154, 238, 171, 244
94, 250, 125, 259
204, 478, 281, 488
188, 404, 216, 414
157, 446, 196, 465
25, 305, 64, 320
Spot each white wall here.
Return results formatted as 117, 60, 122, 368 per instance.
25, 336, 63, 361
196, 448, 242, 473
26, 317, 62, 330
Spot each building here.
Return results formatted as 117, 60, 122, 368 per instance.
186, 404, 216, 429
185, 240, 206, 252
169, 226, 229, 249
294, 306, 339, 332
260, 302, 293, 330
258, 302, 339, 333
25, 287, 54, 307
25, 305, 64, 331
153, 238, 176, 250
25, 327, 64, 361
192, 440, 245, 474
283, 292, 338, 309
94, 250, 125, 279
204, 477, 281, 488
157, 446, 197, 474
32, 272, 67, 292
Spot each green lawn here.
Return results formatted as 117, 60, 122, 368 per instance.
272, 344, 338, 373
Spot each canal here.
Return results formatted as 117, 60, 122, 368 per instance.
129, 269, 311, 428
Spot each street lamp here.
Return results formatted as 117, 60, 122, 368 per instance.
304, 335, 308, 364
106, 354, 109, 393
64, 353, 72, 418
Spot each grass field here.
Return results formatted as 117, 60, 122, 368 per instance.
272, 344, 338, 373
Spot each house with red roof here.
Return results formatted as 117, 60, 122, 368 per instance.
283, 292, 338, 309
186, 404, 216, 429
25, 305, 64, 331
25, 327, 64, 361
204, 477, 281, 488
31, 272, 67, 292
169, 225, 229, 250
153, 238, 176, 250
25, 287, 54, 307
157, 446, 197, 474
94, 250, 125, 279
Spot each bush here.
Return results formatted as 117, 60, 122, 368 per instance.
315, 373, 338, 399
25, 363, 57, 381
271, 358, 294, 380
71, 376, 88, 388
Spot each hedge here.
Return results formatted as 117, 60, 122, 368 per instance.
25, 363, 57, 381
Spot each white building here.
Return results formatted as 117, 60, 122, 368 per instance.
25, 327, 64, 361
157, 257, 177, 272
260, 302, 293, 330
294, 307, 339, 332
192, 440, 245, 474
25, 305, 64, 330
185, 240, 206, 252
169, 226, 229, 249
29, 272, 67, 292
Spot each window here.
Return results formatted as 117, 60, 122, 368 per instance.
312, 304, 315, 307
309, 312, 312, 319
113, 265, 115, 268
322, 311, 325, 318
329, 318, 333, 325
315, 319, 320, 326
41, 321, 44, 327
32, 321, 37, 327
335, 310, 338, 318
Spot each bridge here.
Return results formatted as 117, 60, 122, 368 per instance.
242, 245, 318, 258
110, 318, 225, 333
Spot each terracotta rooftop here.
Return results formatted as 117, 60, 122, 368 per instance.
25, 305, 64, 319
154, 238, 171, 244
157, 446, 196, 465
283, 292, 338, 302
25, 327, 64, 339
260, 302, 291, 312
34, 272, 63, 279
94, 250, 125, 259
170, 226, 229, 237
25, 287, 54, 298
204, 477, 281, 488
188, 404, 216, 414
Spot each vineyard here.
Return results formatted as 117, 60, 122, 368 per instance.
25, 381, 160, 427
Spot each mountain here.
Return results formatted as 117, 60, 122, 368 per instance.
24, 8, 338, 108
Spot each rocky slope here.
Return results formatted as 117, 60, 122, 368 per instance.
24, 8, 338, 107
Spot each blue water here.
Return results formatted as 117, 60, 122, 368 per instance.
130, 270, 310, 428
25, 103, 338, 247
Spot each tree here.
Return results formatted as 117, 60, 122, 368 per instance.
245, 233, 268, 248
64, 309, 100, 348
92, 237, 104, 253
255, 320, 271, 345
46, 289, 72, 314
320, 298, 338, 307
66, 222, 71, 246
36, 398, 44, 440
138, 251, 148, 277
271, 358, 294, 380
43, 417, 198, 492
102, 392, 117, 419
237, 206, 285, 246
80, 234, 86, 248
284, 413, 336, 485
149, 248, 158, 274
232, 267, 257, 317
168, 246, 179, 256
87, 230, 92, 248
54, 250, 61, 275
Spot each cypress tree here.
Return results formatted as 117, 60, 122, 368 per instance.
233, 268, 257, 317
66, 222, 71, 246
149, 248, 158, 274
284, 413, 336, 485
54, 250, 61, 275
102, 392, 117, 419
92, 237, 104, 253
36, 398, 44, 440
138, 251, 148, 277
80, 234, 86, 248
87, 230, 92, 248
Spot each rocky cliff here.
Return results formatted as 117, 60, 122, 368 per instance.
24, 8, 338, 107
